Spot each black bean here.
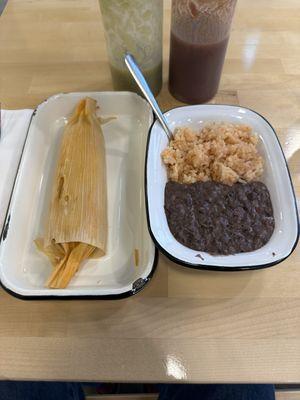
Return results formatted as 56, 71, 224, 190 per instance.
165, 181, 275, 255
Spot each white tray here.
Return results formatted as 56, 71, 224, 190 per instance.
146, 104, 299, 270
0, 92, 157, 298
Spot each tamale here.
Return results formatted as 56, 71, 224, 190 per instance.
36, 97, 107, 289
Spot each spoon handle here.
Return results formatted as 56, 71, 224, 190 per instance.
125, 53, 173, 141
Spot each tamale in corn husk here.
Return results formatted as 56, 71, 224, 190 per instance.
35, 97, 107, 288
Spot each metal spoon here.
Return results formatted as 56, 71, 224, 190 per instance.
125, 53, 173, 141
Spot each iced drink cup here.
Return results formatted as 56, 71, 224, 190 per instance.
169, 0, 237, 103
99, 0, 163, 96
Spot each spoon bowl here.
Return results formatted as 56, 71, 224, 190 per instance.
125, 53, 173, 141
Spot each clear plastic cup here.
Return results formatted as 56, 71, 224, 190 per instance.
169, 0, 237, 104
99, 0, 163, 96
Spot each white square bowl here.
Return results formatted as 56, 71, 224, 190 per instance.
145, 104, 299, 270
0, 92, 157, 298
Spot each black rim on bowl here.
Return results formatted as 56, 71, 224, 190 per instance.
0, 94, 159, 300
144, 104, 299, 271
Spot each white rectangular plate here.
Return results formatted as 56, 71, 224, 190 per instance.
146, 104, 299, 270
0, 92, 157, 298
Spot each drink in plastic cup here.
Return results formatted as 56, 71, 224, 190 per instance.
169, 0, 237, 104
99, 0, 163, 96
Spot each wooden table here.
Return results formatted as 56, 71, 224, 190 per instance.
0, 0, 300, 383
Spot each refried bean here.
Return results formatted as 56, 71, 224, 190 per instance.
164, 181, 275, 255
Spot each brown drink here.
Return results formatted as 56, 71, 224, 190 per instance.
168, 0, 236, 104
169, 33, 229, 104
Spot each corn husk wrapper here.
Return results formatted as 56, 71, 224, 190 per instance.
36, 97, 107, 289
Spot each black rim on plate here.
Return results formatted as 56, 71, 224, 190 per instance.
144, 104, 300, 271
0, 93, 158, 300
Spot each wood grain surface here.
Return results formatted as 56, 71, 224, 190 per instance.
0, 0, 299, 383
